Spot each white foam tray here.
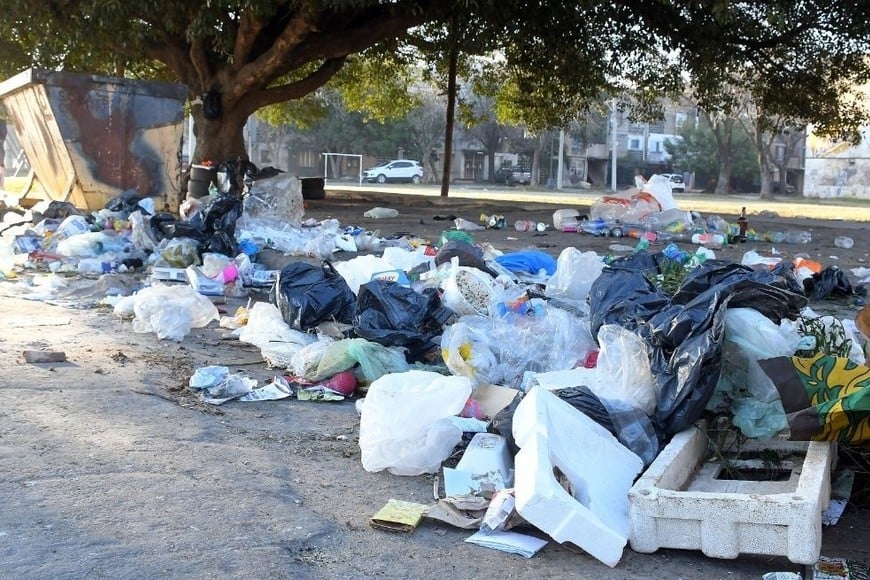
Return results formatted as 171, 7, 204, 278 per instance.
628, 423, 834, 564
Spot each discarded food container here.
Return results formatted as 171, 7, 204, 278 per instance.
364, 207, 399, 219
628, 422, 834, 564
785, 230, 812, 244
0, 69, 186, 211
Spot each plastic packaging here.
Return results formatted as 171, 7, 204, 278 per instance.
834, 236, 854, 249
130, 285, 220, 341
53, 215, 90, 242
359, 370, 473, 475
595, 324, 657, 415
545, 248, 605, 302
785, 230, 812, 244
364, 207, 399, 219
76, 258, 123, 275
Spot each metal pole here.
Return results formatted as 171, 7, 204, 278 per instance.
557, 129, 565, 190
610, 99, 618, 192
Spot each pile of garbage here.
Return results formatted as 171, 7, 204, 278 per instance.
1, 171, 869, 567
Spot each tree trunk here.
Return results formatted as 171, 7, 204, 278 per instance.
191, 108, 249, 164
440, 16, 460, 197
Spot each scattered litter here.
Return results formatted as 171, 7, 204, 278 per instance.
23, 350, 67, 363
465, 529, 548, 558
364, 207, 399, 219
369, 499, 428, 533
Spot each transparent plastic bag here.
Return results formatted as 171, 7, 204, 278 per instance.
359, 370, 472, 475
441, 265, 498, 316
159, 237, 201, 268
131, 284, 219, 341
545, 247, 605, 302
595, 324, 657, 415
722, 308, 803, 403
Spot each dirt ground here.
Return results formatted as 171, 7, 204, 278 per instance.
1, 189, 868, 579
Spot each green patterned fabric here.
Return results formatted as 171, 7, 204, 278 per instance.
759, 353, 870, 442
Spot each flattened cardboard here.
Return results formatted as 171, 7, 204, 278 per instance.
369, 499, 428, 533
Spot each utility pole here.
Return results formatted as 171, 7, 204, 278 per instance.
610, 99, 618, 192
556, 129, 565, 189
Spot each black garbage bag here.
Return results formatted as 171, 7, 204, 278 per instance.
803, 266, 853, 301
434, 240, 497, 277
187, 191, 243, 256
589, 254, 807, 437
104, 189, 145, 216
39, 201, 84, 221
149, 212, 207, 243
272, 261, 356, 331
354, 279, 454, 362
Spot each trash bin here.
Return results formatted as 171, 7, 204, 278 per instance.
0, 69, 187, 211
300, 177, 325, 200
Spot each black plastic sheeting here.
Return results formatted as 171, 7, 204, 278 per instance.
588, 254, 808, 437
354, 279, 455, 362
273, 261, 357, 331
803, 266, 854, 301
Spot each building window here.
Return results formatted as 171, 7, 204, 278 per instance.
628, 137, 642, 151
675, 112, 688, 130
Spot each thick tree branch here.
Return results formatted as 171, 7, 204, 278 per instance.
144, 36, 199, 94
230, 8, 317, 100
233, 10, 265, 69
241, 57, 346, 115
189, 36, 211, 90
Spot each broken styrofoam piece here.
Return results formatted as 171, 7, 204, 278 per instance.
443, 433, 514, 496
512, 386, 644, 567
628, 423, 833, 564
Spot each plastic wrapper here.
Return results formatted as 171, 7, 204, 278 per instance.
129, 210, 157, 252
595, 324, 657, 415
545, 247, 605, 302
272, 261, 357, 330
334, 254, 394, 295
731, 397, 789, 439
235, 173, 304, 231
354, 280, 454, 362
589, 255, 807, 436
188, 365, 257, 405
234, 302, 316, 351
290, 338, 336, 378
130, 285, 219, 341
494, 250, 557, 277
716, 308, 803, 404
441, 307, 595, 388
159, 237, 201, 268
56, 231, 126, 257
359, 370, 473, 475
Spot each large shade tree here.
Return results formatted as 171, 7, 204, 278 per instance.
2, 1, 868, 167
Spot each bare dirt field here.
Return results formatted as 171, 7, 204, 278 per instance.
0, 189, 868, 579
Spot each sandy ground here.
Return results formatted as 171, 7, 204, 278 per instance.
0, 189, 868, 579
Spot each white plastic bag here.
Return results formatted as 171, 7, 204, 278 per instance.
234, 302, 316, 350
359, 370, 472, 475
595, 324, 656, 415
131, 285, 219, 341
545, 247, 605, 302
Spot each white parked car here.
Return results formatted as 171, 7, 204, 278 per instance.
363, 160, 424, 184
660, 173, 686, 193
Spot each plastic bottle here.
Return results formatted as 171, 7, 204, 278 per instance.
76, 258, 121, 274
662, 243, 689, 264
691, 232, 725, 249
514, 220, 537, 232
834, 236, 854, 249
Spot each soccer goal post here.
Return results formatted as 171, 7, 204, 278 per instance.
322, 153, 363, 186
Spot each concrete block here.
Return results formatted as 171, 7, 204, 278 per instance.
512, 386, 644, 567
628, 423, 834, 564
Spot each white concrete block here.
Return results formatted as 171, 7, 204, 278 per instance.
628, 423, 834, 564
512, 386, 644, 567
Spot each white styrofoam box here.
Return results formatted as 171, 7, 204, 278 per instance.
628, 423, 834, 564
443, 433, 514, 496
151, 267, 188, 282
512, 386, 644, 567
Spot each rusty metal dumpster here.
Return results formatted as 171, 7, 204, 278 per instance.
0, 69, 186, 211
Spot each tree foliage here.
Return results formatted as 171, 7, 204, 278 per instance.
1, 0, 867, 165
